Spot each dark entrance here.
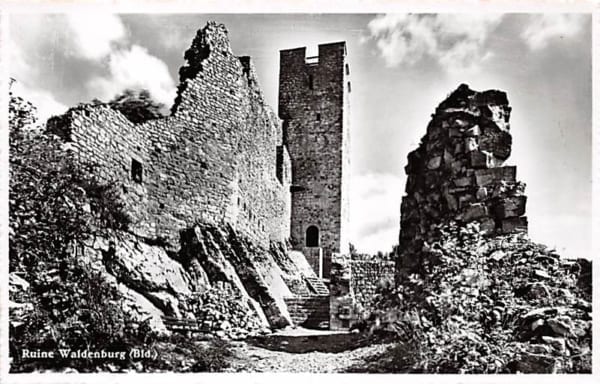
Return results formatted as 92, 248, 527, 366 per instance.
306, 225, 319, 247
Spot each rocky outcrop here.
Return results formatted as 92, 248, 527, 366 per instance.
179, 223, 299, 329
398, 84, 527, 276
77, 221, 317, 336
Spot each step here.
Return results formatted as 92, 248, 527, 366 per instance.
305, 276, 329, 296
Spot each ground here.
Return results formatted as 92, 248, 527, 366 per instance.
224, 328, 395, 373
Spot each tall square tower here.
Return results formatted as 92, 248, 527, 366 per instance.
278, 42, 350, 279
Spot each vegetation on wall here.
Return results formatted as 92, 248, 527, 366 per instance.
8, 82, 232, 372
108, 89, 167, 124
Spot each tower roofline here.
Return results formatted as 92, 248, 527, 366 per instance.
280, 41, 346, 55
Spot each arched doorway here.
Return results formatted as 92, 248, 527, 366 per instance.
306, 225, 319, 247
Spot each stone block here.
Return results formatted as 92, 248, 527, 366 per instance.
465, 125, 480, 137
494, 195, 527, 219
427, 156, 442, 170
449, 127, 463, 137
469, 150, 488, 169
443, 190, 458, 211
461, 203, 488, 222
500, 216, 528, 234
458, 193, 475, 209
454, 176, 473, 188
465, 137, 478, 152
479, 217, 496, 234
474, 166, 516, 186
476, 187, 488, 200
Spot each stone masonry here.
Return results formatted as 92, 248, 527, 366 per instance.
278, 42, 351, 279
48, 22, 292, 250
350, 256, 395, 312
397, 84, 528, 276
45, 21, 352, 330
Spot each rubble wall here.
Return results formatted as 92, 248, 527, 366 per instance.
398, 84, 528, 276
350, 258, 395, 312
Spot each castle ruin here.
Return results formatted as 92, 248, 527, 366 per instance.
47, 21, 353, 331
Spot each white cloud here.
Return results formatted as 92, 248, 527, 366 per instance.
9, 34, 33, 83
349, 173, 403, 254
11, 81, 68, 125
64, 13, 127, 60
87, 45, 176, 107
365, 14, 503, 72
521, 14, 586, 50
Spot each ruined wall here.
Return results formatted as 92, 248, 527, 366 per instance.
44, 22, 307, 330
398, 84, 528, 275
350, 257, 395, 312
46, 105, 156, 238
48, 22, 291, 248
278, 42, 350, 278
329, 254, 354, 330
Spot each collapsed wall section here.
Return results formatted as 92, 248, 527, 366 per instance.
398, 84, 528, 275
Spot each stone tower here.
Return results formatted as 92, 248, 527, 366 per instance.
278, 42, 350, 279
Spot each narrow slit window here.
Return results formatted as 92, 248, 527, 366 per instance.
308, 74, 314, 90
316, 113, 321, 122
131, 159, 143, 184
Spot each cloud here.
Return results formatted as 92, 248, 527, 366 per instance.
521, 14, 586, 50
87, 45, 177, 107
64, 13, 127, 60
365, 14, 503, 72
10, 14, 176, 114
11, 80, 68, 125
350, 173, 403, 254
9, 25, 67, 124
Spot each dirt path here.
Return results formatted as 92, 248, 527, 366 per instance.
224, 328, 395, 373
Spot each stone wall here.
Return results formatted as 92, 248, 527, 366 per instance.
350, 257, 395, 312
278, 42, 350, 278
398, 84, 528, 276
48, 22, 291, 249
329, 254, 354, 330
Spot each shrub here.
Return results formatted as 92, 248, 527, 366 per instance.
9, 84, 140, 372
108, 89, 167, 124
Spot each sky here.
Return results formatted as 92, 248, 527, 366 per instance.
8, 13, 592, 259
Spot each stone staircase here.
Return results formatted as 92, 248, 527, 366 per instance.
305, 276, 329, 296
283, 296, 330, 329
162, 316, 203, 333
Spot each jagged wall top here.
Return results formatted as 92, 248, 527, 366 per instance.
398, 84, 528, 275
46, 21, 291, 248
